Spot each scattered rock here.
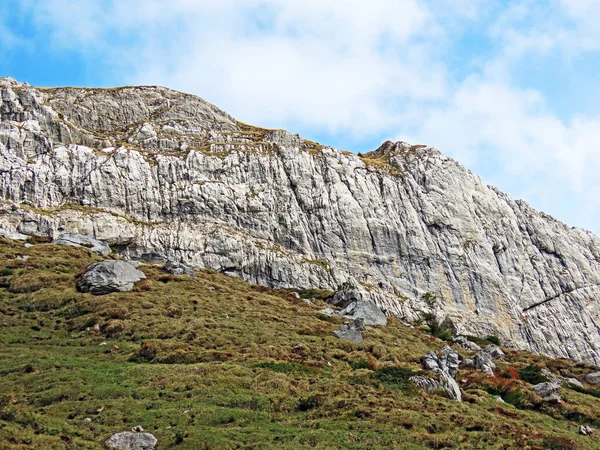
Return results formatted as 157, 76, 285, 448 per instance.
329, 289, 363, 308
346, 301, 387, 326
301, 298, 313, 306
533, 382, 561, 403
105, 431, 157, 450
139, 252, 168, 262
566, 377, 584, 388
585, 371, 600, 385
333, 318, 364, 344
460, 352, 495, 376
131, 426, 144, 432
77, 260, 146, 295
420, 346, 460, 379
291, 292, 300, 299
16, 255, 29, 261
453, 336, 482, 352
53, 233, 111, 256
483, 344, 505, 360
580, 425, 596, 435
495, 396, 505, 403
84, 417, 92, 423
319, 307, 336, 316
162, 260, 195, 276
0, 229, 29, 241
410, 370, 462, 402
541, 368, 563, 386
24, 243, 34, 248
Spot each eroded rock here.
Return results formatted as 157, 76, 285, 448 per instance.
54, 233, 111, 256
105, 431, 157, 450
77, 261, 146, 295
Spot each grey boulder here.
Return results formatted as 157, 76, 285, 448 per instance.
77, 260, 146, 295
162, 260, 195, 276
566, 377, 584, 388
483, 344, 505, 360
333, 318, 364, 344
54, 233, 111, 256
105, 431, 157, 450
580, 425, 596, 435
460, 352, 495, 376
420, 346, 460, 379
453, 336, 482, 352
533, 382, 561, 402
585, 371, 600, 385
0, 228, 29, 241
341, 301, 387, 326
410, 370, 462, 402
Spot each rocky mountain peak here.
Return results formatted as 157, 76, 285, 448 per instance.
2, 78, 600, 365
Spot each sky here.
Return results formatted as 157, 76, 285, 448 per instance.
1, 0, 600, 232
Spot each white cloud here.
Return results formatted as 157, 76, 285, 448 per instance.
7, 0, 600, 231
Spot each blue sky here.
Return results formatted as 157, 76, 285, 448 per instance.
2, 0, 600, 233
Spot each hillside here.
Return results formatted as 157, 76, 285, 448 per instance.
1, 77, 600, 366
1, 238, 600, 449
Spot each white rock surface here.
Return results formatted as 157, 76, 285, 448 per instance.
2, 78, 600, 363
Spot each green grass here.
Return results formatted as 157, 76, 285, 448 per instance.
0, 238, 599, 448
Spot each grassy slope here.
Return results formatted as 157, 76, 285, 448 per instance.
0, 238, 599, 449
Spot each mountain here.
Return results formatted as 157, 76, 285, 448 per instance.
1, 76, 600, 365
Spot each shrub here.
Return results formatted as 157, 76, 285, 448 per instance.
540, 436, 578, 450
518, 364, 549, 384
337, 281, 356, 292
297, 395, 321, 411
485, 335, 501, 345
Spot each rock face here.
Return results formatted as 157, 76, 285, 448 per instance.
77, 260, 146, 295
105, 431, 157, 450
53, 232, 111, 256
3, 77, 600, 364
162, 260, 195, 276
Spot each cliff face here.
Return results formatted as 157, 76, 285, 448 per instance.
2, 77, 600, 364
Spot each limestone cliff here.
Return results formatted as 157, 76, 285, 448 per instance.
2, 76, 600, 364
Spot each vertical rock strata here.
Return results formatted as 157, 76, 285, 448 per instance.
2, 77, 600, 364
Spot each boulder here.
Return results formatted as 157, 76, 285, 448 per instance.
410, 370, 462, 402
585, 371, 600, 385
580, 425, 596, 436
541, 368, 563, 386
330, 289, 363, 308
53, 233, 111, 256
350, 301, 387, 326
420, 346, 460, 379
461, 352, 495, 376
566, 377, 584, 389
483, 344, 505, 360
333, 318, 364, 344
533, 382, 561, 402
77, 261, 146, 295
105, 431, 157, 450
162, 260, 195, 276
0, 229, 29, 241
319, 307, 336, 316
453, 336, 482, 352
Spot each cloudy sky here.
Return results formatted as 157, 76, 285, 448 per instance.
1, 0, 600, 232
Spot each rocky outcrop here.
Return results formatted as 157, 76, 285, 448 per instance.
77, 260, 146, 295
2, 77, 600, 364
533, 382, 562, 403
53, 232, 111, 256
414, 346, 462, 401
162, 260, 195, 277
